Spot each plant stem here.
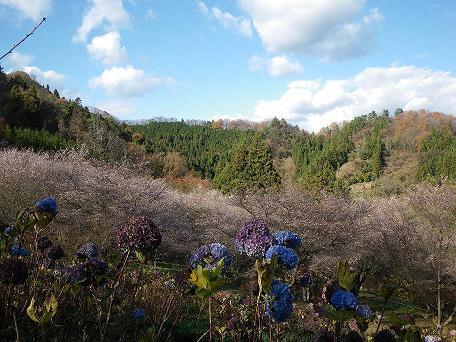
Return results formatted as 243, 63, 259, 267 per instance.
101, 249, 130, 341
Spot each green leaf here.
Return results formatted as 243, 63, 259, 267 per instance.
337, 260, 356, 291
27, 294, 58, 324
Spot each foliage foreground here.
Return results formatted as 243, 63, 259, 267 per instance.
0, 194, 455, 342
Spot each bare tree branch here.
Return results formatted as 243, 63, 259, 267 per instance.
0, 17, 46, 61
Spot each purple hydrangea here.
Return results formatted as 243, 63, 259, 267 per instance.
86, 257, 108, 276
36, 197, 58, 214
11, 245, 31, 257
113, 216, 162, 254
265, 245, 299, 269
77, 242, 99, 260
235, 218, 275, 258
356, 304, 373, 319
273, 230, 302, 248
0, 258, 29, 285
189, 243, 232, 274
331, 290, 358, 310
132, 308, 146, 320
265, 280, 294, 323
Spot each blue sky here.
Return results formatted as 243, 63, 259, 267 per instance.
1, 0, 456, 131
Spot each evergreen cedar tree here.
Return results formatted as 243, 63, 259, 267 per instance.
0, 67, 456, 192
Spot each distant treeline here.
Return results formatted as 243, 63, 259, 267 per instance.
1, 66, 456, 194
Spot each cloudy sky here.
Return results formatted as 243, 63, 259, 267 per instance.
0, 0, 455, 131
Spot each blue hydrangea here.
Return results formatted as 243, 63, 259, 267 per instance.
11, 245, 31, 257
330, 290, 358, 310
265, 280, 294, 323
356, 304, 373, 319
132, 308, 146, 320
189, 243, 232, 274
36, 197, 58, 214
273, 230, 301, 248
265, 245, 299, 269
4, 226, 13, 235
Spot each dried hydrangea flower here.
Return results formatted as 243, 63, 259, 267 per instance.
36, 197, 58, 215
189, 243, 232, 274
235, 218, 275, 258
77, 242, 99, 260
265, 245, 299, 269
273, 230, 301, 249
113, 216, 162, 254
264, 280, 294, 323
0, 258, 29, 285
37, 235, 53, 252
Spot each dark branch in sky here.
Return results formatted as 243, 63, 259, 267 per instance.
0, 17, 46, 61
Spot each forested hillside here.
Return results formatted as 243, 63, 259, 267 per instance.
1, 67, 456, 196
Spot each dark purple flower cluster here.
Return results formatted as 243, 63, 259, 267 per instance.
265, 280, 294, 323
77, 242, 99, 260
234, 218, 275, 258
57, 257, 108, 285
265, 245, 299, 269
36, 196, 58, 214
0, 258, 28, 285
273, 230, 302, 248
189, 243, 232, 274
36, 235, 64, 268
113, 216, 162, 254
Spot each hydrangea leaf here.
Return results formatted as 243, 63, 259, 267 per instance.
337, 261, 357, 291
27, 294, 58, 324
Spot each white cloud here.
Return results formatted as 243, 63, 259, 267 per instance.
243, 65, 456, 132
22, 66, 65, 89
87, 31, 127, 65
5, 51, 34, 69
74, 0, 131, 42
238, 0, 382, 61
88, 65, 173, 97
248, 55, 303, 76
197, 1, 252, 38
95, 98, 137, 118
0, 0, 52, 21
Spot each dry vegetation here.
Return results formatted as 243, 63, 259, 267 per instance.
0, 149, 454, 304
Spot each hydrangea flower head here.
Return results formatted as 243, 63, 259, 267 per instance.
77, 242, 99, 260
36, 197, 58, 214
86, 257, 108, 276
113, 216, 162, 254
356, 304, 373, 319
189, 243, 232, 274
235, 218, 275, 258
0, 258, 29, 284
265, 280, 294, 323
265, 245, 299, 269
330, 290, 358, 310
11, 245, 31, 257
37, 235, 53, 252
273, 230, 301, 248
132, 308, 146, 320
